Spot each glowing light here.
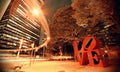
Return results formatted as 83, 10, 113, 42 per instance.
104, 50, 108, 53
33, 9, 39, 15
47, 37, 50, 40
31, 43, 34, 48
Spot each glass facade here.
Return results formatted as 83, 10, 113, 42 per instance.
0, 0, 43, 49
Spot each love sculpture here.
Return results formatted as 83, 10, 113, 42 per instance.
73, 36, 109, 67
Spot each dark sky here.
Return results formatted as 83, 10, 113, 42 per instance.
43, 0, 72, 20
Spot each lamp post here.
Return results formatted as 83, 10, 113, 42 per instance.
17, 39, 23, 58
23, 0, 50, 55
30, 42, 34, 66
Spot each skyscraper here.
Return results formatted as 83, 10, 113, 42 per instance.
0, 0, 44, 49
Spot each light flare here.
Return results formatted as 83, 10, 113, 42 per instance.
33, 9, 39, 15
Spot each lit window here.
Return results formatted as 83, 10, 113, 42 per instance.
19, 4, 27, 13
16, 8, 25, 17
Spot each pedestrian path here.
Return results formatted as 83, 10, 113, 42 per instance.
21, 61, 120, 72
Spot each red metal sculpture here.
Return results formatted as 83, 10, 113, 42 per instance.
73, 36, 109, 67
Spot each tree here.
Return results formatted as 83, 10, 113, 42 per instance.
72, 0, 115, 28
72, 0, 120, 46
48, 0, 120, 55
48, 5, 83, 55
49, 5, 84, 42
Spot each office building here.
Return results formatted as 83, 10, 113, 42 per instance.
0, 0, 44, 49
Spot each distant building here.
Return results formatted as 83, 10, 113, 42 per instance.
0, 0, 44, 49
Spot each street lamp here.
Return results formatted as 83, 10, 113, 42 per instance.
33, 9, 40, 15
30, 42, 35, 66
31, 8, 50, 47
17, 39, 23, 58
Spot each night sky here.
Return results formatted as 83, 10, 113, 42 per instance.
43, 0, 72, 20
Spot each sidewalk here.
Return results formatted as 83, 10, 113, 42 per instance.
21, 61, 120, 72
